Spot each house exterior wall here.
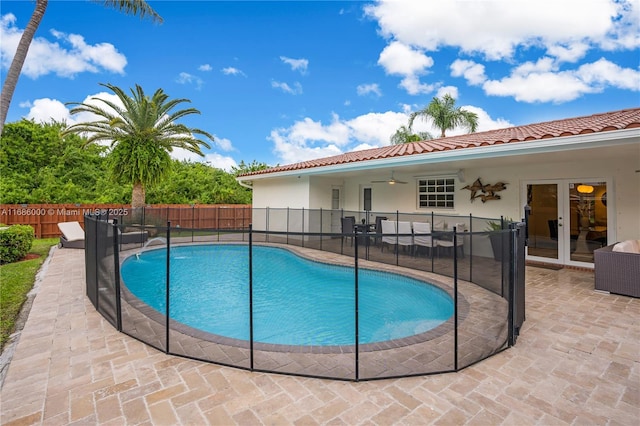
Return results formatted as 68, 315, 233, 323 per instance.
336, 157, 638, 242
250, 155, 639, 242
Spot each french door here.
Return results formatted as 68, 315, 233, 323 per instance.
524, 179, 611, 265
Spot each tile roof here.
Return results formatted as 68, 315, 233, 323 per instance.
240, 108, 640, 177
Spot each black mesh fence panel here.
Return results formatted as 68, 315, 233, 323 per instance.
83, 207, 523, 381
119, 224, 168, 353
251, 239, 356, 380
84, 216, 98, 308
95, 218, 118, 328
166, 241, 251, 369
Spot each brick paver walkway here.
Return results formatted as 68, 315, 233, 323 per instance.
1, 247, 638, 425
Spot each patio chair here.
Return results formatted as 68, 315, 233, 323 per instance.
57, 221, 85, 249
341, 216, 356, 247
413, 221, 438, 257
396, 221, 414, 253
373, 216, 388, 245
437, 222, 465, 258
380, 220, 396, 252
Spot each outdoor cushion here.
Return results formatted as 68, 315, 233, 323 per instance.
612, 240, 640, 254
57, 221, 84, 242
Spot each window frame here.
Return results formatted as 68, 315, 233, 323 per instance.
416, 177, 456, 210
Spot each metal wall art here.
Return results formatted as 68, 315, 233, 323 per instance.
462, 178, 508, 202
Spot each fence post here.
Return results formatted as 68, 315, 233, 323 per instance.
249, 224, 254, 370
320, 208, 323, 251
94, 216, 100, 312
354, 230, 359, 381
165, 221, 171, 354
113, 219, 122, 332
468, 213, 473, 282
453, 226, 459, 371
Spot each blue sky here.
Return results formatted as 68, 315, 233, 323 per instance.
2, 0, 639, 171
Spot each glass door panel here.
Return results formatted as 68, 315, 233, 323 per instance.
569, 181, 608, 263
526, 183, 560, 260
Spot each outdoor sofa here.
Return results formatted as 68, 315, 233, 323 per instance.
594, 240, 640, 298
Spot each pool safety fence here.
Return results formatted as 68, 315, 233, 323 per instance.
84, 211, 526, 381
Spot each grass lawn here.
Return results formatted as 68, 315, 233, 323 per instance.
0, 238, 58, 351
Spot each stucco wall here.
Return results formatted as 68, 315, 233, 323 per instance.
249, 155, 639, 241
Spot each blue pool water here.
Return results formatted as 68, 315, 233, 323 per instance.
121, 245, 454, 346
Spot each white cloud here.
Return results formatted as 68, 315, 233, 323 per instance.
169, 150, 237, 172
25, 98, 72, 123
222, 66, 245, 76
365, 0, 639, 101
546, 42, 591, 63
269, 128, 342, 165
271, 80, 303, 95
176, 72, 203, 89
280, 56, 309, 74
213, 135, 234, 152
398, 75, 436, 96
23, 92, 122, 127
450, 60, 487, 86
377, 41, 435, 95
377, 41, 433, 76
456, 106, 513, 134
198, 64, 212, 71
576, 57, 640, 90
356, 83, 382, 97
204, 153, 237, 172
435, 86, 459, 100
269, 106, 512, 164
1, 14, 127, 78
365, 0, 635, 61
482, 57, 640, 103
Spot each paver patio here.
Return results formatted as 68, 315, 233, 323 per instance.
0, 246, 638, 425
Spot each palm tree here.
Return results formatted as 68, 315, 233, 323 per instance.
0, 0, 162, 135
408, 94, 478, 138
390, 125, 433, 145
62, 83, 213, 208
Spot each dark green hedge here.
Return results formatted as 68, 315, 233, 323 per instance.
0, 225, 35, 264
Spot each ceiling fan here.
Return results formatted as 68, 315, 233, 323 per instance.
371, 171, 408, 185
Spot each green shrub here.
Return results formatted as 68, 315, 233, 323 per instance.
0, 225, 35, 264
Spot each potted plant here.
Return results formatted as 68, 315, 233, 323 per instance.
486, 217, 513, 261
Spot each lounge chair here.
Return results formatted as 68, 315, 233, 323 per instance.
58, 221, 85, 249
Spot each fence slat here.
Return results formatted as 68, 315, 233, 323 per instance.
0, 204, 251, 238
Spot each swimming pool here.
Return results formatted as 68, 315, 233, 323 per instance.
121, 244, 454, 347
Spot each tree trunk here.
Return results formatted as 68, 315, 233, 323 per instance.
0, 0, 48, 135
131, 182, 146, 208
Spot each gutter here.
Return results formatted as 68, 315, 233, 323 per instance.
237, 178, 253, 189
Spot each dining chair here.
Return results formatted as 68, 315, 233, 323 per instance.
413, 221, 438, 257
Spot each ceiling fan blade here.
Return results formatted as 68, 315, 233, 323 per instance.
372, 171, 408, 184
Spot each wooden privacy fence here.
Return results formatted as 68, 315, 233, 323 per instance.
0, 204, 252, 238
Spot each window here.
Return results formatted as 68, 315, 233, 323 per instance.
363, 188, 372, 211
418, 178, 455, 209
